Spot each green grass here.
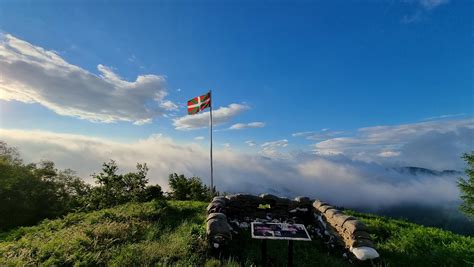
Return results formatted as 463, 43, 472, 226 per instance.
0, 200, 209, 266
346, 210, 474, 266
0, 201, 473, 266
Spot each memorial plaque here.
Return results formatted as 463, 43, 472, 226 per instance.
251, 222, 311, 241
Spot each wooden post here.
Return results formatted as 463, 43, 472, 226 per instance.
287, 240, 293, 267
262, 239, 267, 267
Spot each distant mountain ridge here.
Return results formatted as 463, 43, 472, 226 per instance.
393, 166, 462, 176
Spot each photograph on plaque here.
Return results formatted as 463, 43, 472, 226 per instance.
251, 222, 311, 241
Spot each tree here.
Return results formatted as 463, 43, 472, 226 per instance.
88, 160, 151, 209
458, 152, 474, 218
0, 142, 90, 230
144, 185, 164, 201
168, 173, 211, 201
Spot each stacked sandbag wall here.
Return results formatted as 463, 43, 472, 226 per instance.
206, 197, 232, 246
206, 194, 316, 242
222, 193, 315, 221
313, 200, 379, 260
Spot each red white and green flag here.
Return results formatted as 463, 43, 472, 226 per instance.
187, 92, 211, 115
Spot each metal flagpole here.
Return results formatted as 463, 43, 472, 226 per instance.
209, 90, 214, 194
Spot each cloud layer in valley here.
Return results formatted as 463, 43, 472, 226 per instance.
0, 33, 174, 124
1, 118, 470, 209
311, 118, 474, 170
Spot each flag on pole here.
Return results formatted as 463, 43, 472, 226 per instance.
187, 92, 211, 115
186, 90, 214, 193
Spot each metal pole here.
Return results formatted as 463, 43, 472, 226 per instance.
209, 90, 214, 194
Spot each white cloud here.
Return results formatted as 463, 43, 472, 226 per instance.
261, 139, 288, 158
292, 129, 344, 141
423, 113, 466, 121
245, 140, 257, 147
194, 136, 205, 141
133, 118, 152, 125
401, 11, 423, 24
173, 103, 249, 130
379, 151, 401, 158
0, 128, 463, 209
0, 33, 175, 124
419, 0, 449, 10
229, 122, 265, 130
261, 139, 288, 148
314, 118, 474, 170
400, 0, 449, 24
160, 100, 178, 111
222, 143, 231, 149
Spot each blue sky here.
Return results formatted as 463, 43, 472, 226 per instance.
0, 0, 472, 205
1, 0, 472, 145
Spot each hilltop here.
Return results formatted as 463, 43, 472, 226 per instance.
0, 200, 473, 266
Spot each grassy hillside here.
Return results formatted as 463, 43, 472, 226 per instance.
0, 200, 473, 266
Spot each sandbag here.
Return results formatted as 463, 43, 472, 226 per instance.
343, 220, 369, 234
212, 196, 228, 205
294, 196, 312, 205
207, 218, 232, 240
259, 194, 292, 208
226, 194, 263, 209
342, 230, 372, 240
207, 201, 225, 211
226, 194, 261, 202
332, 214, 356, 228
344, 237, 374, 248
206, 212, 232, 241
320, 205, 336, 213
325, 208, 343, 219
207, 212, 227, 222
350, 246, 379, 260
207, 204, 226, 214
313, 200, 328, 209
260, 193, 280, 202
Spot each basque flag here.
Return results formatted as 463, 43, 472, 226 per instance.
187, 92, 211, 115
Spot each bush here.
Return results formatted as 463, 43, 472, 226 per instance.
86, 160, 162, 210
168, 173, 212, 201
0, 142, 90, 231
458, 152, 474, 218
